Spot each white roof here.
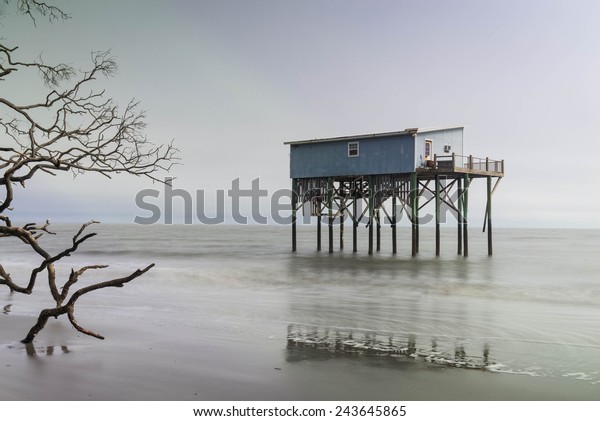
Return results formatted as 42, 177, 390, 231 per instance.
284, 126, 463, 145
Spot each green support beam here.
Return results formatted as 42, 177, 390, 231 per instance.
392, 193, 397, 254
291, 178, 297, 252
487, 175, 493, 256
376, 208, 381, 252
317, 199, 322, 252
352, 189, 358, 253
416, 181, 420, 254
328, 177, 334, 253
463, 174, 469, 257
457, 177, 463, 255
411, 173, 417, 257
340, 208, 344, 250
368, 176, 374, 255
435, 175, 440, 256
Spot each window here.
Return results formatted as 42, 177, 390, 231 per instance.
444, 144, 451, 153
348, 141, 359, 157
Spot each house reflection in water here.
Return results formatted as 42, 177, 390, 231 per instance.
286, 324, 491, 370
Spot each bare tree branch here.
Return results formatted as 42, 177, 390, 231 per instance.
13, 0, 70, 26
21, 264, 155, 343
0, 220, 97, 297
1, 1, 179, 342
59, 264, 108, 306
0, 45, 179, 217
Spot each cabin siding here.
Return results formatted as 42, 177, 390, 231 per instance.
289, 133, 415, 178
415, 127, 464, 168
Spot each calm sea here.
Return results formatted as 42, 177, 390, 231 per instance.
2, 223, 600, 398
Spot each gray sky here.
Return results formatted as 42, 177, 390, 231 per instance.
2, 0, 600, 227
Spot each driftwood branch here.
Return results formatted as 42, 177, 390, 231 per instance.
21, 263, 155, 343
59, 264, 108, 306
0, 220, 98, 298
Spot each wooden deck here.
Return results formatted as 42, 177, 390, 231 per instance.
416, 153, 504, 179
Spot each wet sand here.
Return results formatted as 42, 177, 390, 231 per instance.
1, 313, 597, 401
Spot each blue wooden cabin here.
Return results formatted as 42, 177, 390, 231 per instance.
284, 125, 503, 257
285, 126, 464, 179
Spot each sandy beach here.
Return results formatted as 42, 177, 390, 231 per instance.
1, 312, 598, 401
1, 225, 599, 401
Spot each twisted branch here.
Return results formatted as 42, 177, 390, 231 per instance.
0, 220, 98, 298
21, 263, 155, 343
14, 0, 70, 25
1, 47, 179, 213
0, 0, 176, 343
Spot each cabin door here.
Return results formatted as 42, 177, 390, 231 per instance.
425, 140, 433, 161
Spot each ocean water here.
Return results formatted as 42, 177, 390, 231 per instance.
1, 223, 600, 398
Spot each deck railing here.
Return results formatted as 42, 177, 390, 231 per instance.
433, 154, 504, 174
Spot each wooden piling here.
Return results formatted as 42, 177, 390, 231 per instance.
352, 192, 358, 253
410, 173, 417, 257
435, 175, 440, 256
487, 175, 493, 256
368, 176, 374, 255
340, 208, 344, 250
328, 177, 334, 253
415, 182, 421, 254
392, 194, 397, 254
317, 198, 322, 251
457, 177, 463, 255
291, 178, 297, 252
376, 208, 381, 252
463, 174, 469, 257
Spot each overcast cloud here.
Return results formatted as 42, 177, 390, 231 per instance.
2, 0, 599, 228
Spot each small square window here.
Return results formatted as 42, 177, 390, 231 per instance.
444, 144, 451, 153
348, 142, 359, 157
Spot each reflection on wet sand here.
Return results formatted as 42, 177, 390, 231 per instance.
287, 324, 492, 370
25, 343, 70, 357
